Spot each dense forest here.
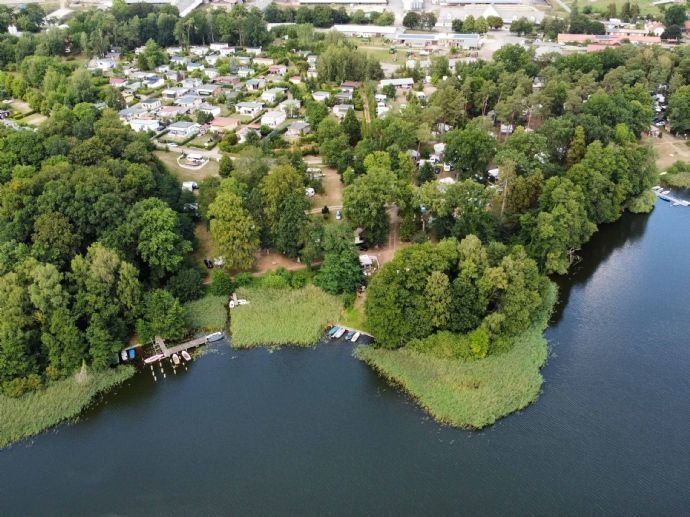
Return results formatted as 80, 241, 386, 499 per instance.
0, 106, 199, 396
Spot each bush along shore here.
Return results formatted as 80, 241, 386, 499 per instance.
0, 365, 135, 449
356, 283, 557, 429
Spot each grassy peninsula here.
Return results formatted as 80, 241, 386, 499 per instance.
230, 285, 342, 348
0, 366, 135, 449
356, 284, 557, 429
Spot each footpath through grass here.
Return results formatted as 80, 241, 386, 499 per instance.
0, 366, 135, 449
355, 283, 557, 429
230, 285, 342, 348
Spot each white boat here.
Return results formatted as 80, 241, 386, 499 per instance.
334, 328, 347, 339
351, 332, 361, 343
181, 350, 192, 361
206, 331, 225, 342
172, 353, 181, 366
144, 353, 164, 364
120, 350, 128, 361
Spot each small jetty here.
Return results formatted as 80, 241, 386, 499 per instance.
327, 325, 372, 343
652, 186, 690, 206
150, 331, 225, 360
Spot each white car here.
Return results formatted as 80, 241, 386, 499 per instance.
335, 210, 342, 220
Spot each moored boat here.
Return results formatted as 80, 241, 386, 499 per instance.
172, 353, 181, 366
334, 327, 346, 339
144, 353, 164, 364
206, 331, 225, 342
181, 350, 192, 362
351, 332, 361, 343
120, 350, 128, 361
345, 331, 355, 340
328, 326, 340, 337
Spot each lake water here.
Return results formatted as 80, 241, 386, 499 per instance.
1, 202, 689, 516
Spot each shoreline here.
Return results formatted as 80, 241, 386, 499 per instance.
354, 283, 558, 429
0, 366, 135, 450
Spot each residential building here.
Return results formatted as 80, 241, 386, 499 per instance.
236, 101, 265, 116
332, 104, 354, 119
379, 78, 415, 88
209, 116, 241, 133
246, 78, 266, 91
261, 87, 287, 104
312, 91, 331, 102
162, 87, 189, 99
237, 67, 253, 78
175, 95, 203, 110
199, 103, 221, 117
204, 68, 219, 81
197, 85, 221, 96
215, 75, 241, 87
182, 78, 203, 90
167, 121, 200, 139
261, 110, 287, 128
268, 64, 288, 76
158, 105, 188, 119
238, 126, 260, 143
130, 118, 161, 132
118, 107, 146, 121
109, 78, 126, 88
254, 57, 275, 67
286, 121, 311, 138
139, 98, 161, 111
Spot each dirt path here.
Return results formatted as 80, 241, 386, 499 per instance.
253, 250, 307, 276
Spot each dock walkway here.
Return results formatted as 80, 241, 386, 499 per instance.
154, 335, 210, 358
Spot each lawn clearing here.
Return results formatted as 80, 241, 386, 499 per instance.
355, 283, 557, 429
230, 285, 342, 347
185, 294, 228, 331
0, 366, 135, 449
154, 150, 219, 182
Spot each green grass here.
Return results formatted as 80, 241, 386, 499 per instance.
338, 299, 371, 334
0, 366, 135, 449
574, 0, 660, 16
354, 283, 558, 429
185, 294, 228, 331
230, 285, 342, 348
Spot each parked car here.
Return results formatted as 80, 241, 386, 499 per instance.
335, 209, 342, 220
203, 259, 214, 269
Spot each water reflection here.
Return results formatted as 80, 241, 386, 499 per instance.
550, 209, 651, 323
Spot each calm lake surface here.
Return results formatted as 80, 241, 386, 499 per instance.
1, 202, 689, 516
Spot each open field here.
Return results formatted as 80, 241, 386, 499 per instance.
0, 366, 135, 449
155, 150, 219, 182
185, 294, 228, 331
230, 285, 342, 347
578, 0, 660, 16
355, 283, 557, 429
647, 134, 690, 171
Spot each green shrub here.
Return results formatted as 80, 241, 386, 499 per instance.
259, 271, 290, 289
209, 270, 234, 296
290, 269, 309, 288
234, 272, 254, 288
167, 267, 205, 302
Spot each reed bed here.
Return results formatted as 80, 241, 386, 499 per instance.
230, 285, 342, 348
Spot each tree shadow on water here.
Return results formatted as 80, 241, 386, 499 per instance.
549, 211, 651, 325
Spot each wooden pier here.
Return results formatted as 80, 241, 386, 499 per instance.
154, 335, 211, 358
653, 188, 690, 206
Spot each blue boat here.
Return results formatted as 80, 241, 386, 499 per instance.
345, 331, 355, 340
328, 326, 340, 337
127, 349, 136, 360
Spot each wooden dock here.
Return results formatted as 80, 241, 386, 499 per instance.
653, 188, 690, 206
154, 335, 211, 358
